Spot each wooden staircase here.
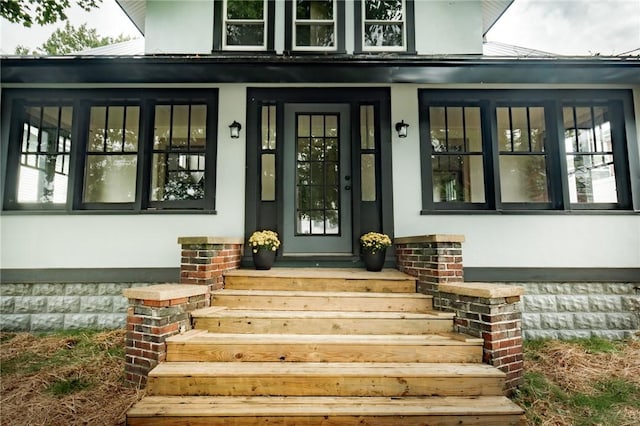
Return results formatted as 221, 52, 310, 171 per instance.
127, 268, 524, 425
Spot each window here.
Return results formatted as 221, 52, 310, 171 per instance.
497, 106, 550, 204
151, 104, 208, 206
360, 105, 377, 201
429, 106, 485, 205
419, 90, 635, 212
363, 0, 405, 50
285, 0, 345, 52
260, 104, 277, 201
214, 0, 275, 51
563, 105, 618, 205
14, 104, 73, 206
355, 0, 414, 53
3, 89, 218, 212
83, 105, 139, 204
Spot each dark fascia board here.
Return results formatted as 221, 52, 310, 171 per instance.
1, 55, 639, 85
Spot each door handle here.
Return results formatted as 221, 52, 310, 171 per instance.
344, 175, 351, 181
344, 185, 351, 190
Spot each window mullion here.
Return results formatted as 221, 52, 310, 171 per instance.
548, 100, 570, 209
484, 100, 500, 210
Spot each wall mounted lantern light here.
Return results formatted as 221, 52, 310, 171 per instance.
229, 120, 242, 139
395, 120, 409, 138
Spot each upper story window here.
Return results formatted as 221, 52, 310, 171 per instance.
295, 0, 336, 50
3, 90, 218, 212
285, 0, 345, 53
419, 90, 636, 212
223, 0, 267, 50
355, 0, 414, 53
363, 0, 405, 51
214, 0, 275, 51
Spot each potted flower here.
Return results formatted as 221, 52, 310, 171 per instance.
360, 232, 392, 272
249, 230, 280, 270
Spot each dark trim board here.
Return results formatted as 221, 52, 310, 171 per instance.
0, 268, 180, 284
2, 56, 639, 85
465, 268, 640, 283
2, 267, 637, 283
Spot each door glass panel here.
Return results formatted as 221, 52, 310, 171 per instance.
261, 154, 275, 201
295, 113, 341, 235
361, 153, 376, 201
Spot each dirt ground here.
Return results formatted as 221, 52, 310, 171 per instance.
1, 329, 638, 425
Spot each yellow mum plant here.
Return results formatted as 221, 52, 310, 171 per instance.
249, 230, 281, 253
360, 232, 392, 254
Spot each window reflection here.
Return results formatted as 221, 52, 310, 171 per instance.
18, 105, 72, 204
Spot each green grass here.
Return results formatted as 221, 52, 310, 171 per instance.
46, 376, 93, 396
0, 329, 118, 376
568, 336, 622, 354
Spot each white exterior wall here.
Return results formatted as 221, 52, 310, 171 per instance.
414, 0, 483, 55
145, 0, 214, 54
142, 0, 484, 55
391, 84, 640, 269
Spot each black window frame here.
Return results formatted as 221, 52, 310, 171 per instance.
2, 89, 219, 213
354, 0, 415, 54
213, 0, 276, 53
419, 89, 638, 213
284, 0, 346, 54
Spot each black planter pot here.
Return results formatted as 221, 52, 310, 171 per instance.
252, 249, 276, 270
362, 249, 386, 272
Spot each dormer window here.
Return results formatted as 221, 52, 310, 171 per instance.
214, 0, 275, 52
355, 0, 415, 53
285, 0, 345, 53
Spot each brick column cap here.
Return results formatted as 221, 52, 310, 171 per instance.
440, 282, 524, 298
178, 236, 244, 245
394, 234, 465, 244
123, 284, 207, 301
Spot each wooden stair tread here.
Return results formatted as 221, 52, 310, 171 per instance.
167, 332, 481, 346
149, 362, 504, 378
224, 268, 415, 281
128, 395, 524, 417
192, 307, 453, 319
213, 289, 431, 298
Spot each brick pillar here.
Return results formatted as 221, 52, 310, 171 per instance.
178, 237, 243, 296
439, 282, 525, 395
394, 234, 464, 304
122, 284, 207, 387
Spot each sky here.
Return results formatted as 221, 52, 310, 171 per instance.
1, 0, 639, 56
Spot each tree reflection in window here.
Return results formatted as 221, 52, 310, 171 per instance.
151, 104, 207, 202
363, 0, 405, 50
18, 105, 72, 204
84, 105, 139, 203
224, 0, 266, 48
294, 0, 336, 49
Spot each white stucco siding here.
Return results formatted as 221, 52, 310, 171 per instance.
414, 0, 483, 55
144, 0, 214, 54
390, 85, 640, 269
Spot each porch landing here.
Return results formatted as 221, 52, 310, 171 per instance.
224, 267, 413, 280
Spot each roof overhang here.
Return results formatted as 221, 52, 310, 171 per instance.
115, 1, 513, 38
1, 56, 639, 86
482, 0, 514, 35
116, 0, 145, 35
